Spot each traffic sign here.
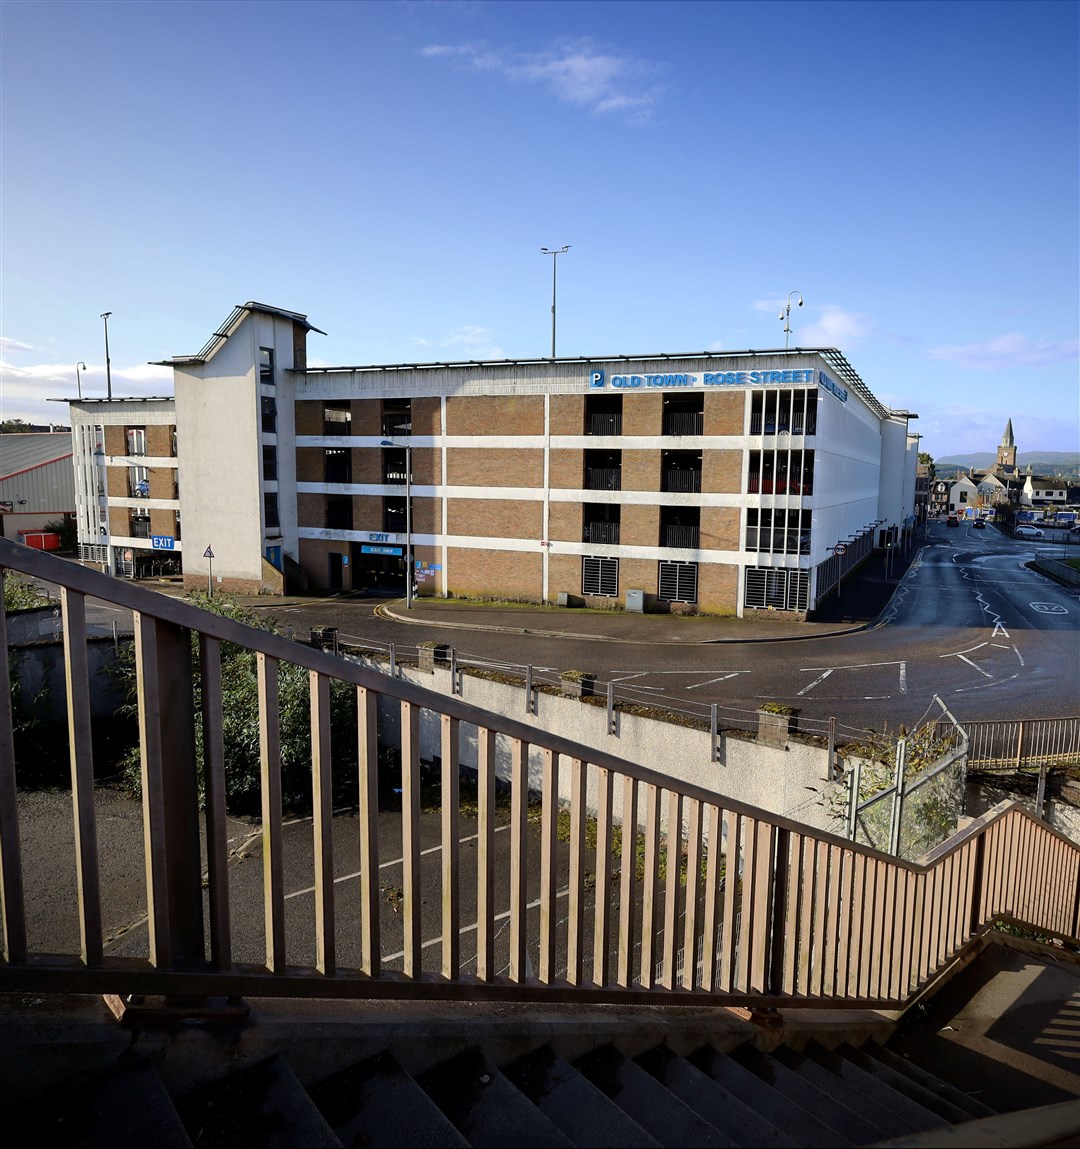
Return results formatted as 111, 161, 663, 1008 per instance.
833, 543, 847, 557
203, 546, 215, 559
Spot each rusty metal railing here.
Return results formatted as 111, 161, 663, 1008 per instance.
1, 538, 1077, 1007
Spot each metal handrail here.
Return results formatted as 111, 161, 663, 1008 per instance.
1, 538, 1077, 1009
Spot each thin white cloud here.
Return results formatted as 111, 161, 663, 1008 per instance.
412, 325, 503, 360
0, 337, 34, 353
926, 333, 1080, 371
752, 300, 872, 348
421, 37, 664, 122
0, 359, 173, 424
799, 307, 872, 348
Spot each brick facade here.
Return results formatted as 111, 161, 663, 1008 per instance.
446, 547, 541, 600
447, 448, 543, 488
549, 395, 583, 435
446, 395, 544, 436
447, 499, 541, 540
702, 449, 743, 494
705, 391, 745, 436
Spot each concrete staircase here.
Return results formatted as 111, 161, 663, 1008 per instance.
4, 1029, 1010, 1148
6, 939, 1080, 1148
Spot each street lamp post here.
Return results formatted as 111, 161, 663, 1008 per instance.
75, 362, 87, 400
778, 291, 803, 349
381, 439, 413, 609
540, 246, 570, 358
100, 312, 113, 400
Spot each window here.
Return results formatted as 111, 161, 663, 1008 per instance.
585, 394, 622, 436
582, 556, 619, 597
324, 402, 351, 435
382, 398, 412, 437
382, 447, 409, 484
661, 450, 702, 493
126, 427, 146, 456
384, 496, 408, 533
746, 509, 811, 554
129, 511, 151, 539
749, 388, 817, 436
264, 492, 280, 531
324, 447, 351, 484
658, 561, 697, 604
662, 393, 703, 436
584, 449, 621, 490
259, 347, 274, 386
744, 568, 809, 611
261, 396, 277, 434
174, 509, 182, 541
660, 506, 699, 548
747, 449, 814, 496
959, 491, 967, 503
326, 496, 352, 530
263, 445, 277, 481
129, 466, 150, 498
171, 429, 178, 457
583, 503, 620, 545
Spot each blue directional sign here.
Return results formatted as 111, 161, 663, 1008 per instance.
151, 535, 175, 550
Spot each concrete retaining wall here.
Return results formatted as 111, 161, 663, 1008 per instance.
352, 655, 847, 836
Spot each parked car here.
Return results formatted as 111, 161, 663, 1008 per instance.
1070, 525, 1080, 537
1014, 525, 1045, 539
972, 519, 986, 529
946, 516, 959, 527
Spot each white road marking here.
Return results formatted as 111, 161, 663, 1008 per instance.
992, 620, 1010, 638
284, 822, 512, 901
1013, 645, 1025, 667
686, 672, 752, 690
899, 663, 907, 693
1030, 602, 1068, 614
796, 669, 833, 696
942, 642, 988, 658
954, 654, 994, 679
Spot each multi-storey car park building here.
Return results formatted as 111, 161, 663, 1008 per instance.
67, 302, 919, 617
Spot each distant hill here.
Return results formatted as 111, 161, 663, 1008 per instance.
936, 452, 1080, 474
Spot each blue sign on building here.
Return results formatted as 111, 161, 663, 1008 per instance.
151, 535, 175, 550
362, 545, 402, 556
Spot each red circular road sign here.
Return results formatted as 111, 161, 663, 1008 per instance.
834, 543, 847, 557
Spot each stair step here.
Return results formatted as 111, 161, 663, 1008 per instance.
733, 1044, 883, 1145
865, 1042, 997, 1119
308, 1049, 468, 1148
12, 1060, 192, 1148
689, 1046, 854, 1148
418, 1047, 573, 1148
574, 1043, 735, 1147
771, 1045, 908, 1140
803, 1044, 947, 1133
634, 1045, 796, 1148
177, 1054, 341, 1148
504, 1045, 662, 1148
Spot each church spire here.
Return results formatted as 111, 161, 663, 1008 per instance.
996, 418, 1017, 472
1001, 418, 1014, 448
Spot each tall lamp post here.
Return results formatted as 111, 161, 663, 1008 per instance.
380, 439, 413, 609
75, 362, 87, 400
100, 312, 113, 400
540, 245, 570, 358
778, 290, 803, 349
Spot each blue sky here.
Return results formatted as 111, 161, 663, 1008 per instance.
2, 0, 1077, 461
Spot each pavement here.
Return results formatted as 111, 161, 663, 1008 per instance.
371, 544, 919, 645
121, 543, 918, 646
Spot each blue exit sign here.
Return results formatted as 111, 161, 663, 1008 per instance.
151, 535, 175, 550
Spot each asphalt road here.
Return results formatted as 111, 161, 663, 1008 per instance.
258, 521, 1080, 731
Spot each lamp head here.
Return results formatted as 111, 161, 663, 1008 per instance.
100, 312, 111, 320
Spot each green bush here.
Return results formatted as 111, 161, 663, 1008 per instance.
114, 592, 358, 815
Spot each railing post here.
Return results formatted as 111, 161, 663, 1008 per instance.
450, 648, 459, 695
607, 682, 616, 734
711, 703, 719, 763
1036, 761, 1048, 819
525, 665, 534, 714
135, 613, 205, 968
1015, 721, 1024, 772
389, 643, 397, 677
969, 830, 987, 936
889, 736, 907, 856
768, 827, 791, 994
847, 758, 862, 840
827, 716, 837, 779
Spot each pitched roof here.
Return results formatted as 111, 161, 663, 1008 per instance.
0, 433, 73, 480
153, 302, 326, 367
